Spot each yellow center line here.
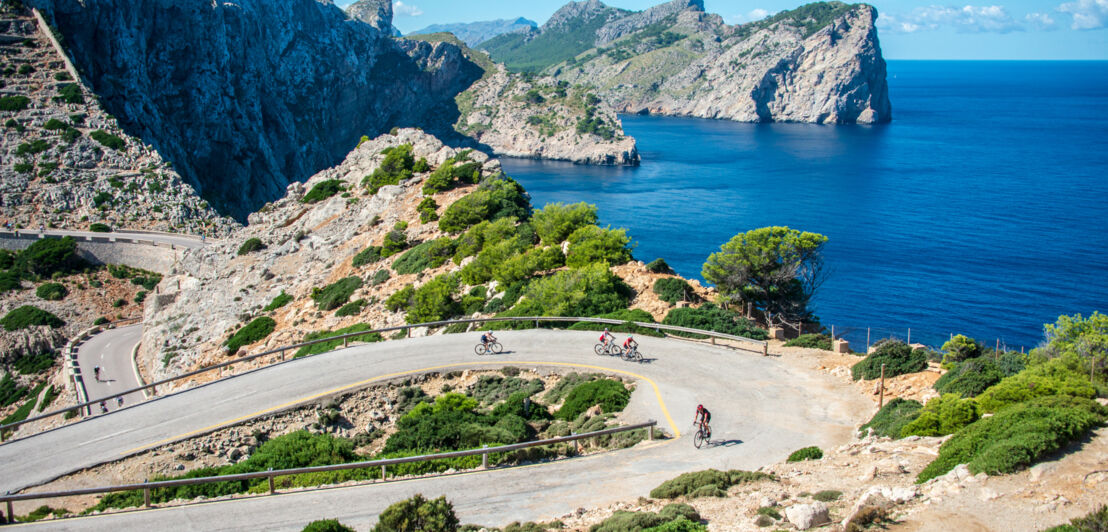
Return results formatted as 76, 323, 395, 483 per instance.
122, 360, 680, 456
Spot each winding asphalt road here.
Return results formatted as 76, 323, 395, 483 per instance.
0, 229, 208, 250
77, 324, 146, 414
3, 330, 871, 530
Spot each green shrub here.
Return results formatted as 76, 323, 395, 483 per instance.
1042, 505, 1108, 532
900, 394, 979, 437
555, 379, 630, 420
392, 239, 455, 275
14, 352, 56, 374
0, 270, 22, 293
785, 333, 833, 350
532, 202, 598, 245
224, 316, 276, 355
567, 309, 664, 337
311, 277, 363, 311
438, 175, 531, 233
653, 277, 696, 305
406, 274, 461, 324
302, 179, 344, 203
590, 511, 666, 532
92, 191, 113, 207
1, 382, 47, 425
15, 140, 51, 156
787, 446, 823, 462
756, 506, 782, 519
662, 304, 768, 340
381, 230, 408, 257
942, 334, 983, 365
54, 83, 83, 104
975, 357, 1097, 413
649, 469, 774, 499
263, 291, 293, 312
0, 373, 28, 407
335, 299, 367, 317
302, 519, 355, 532
418, 197, 439, 223
352, 246, 382, 267
37, 384, 58, 411
364, 144, 415, 194
468, 375, 545, 406
13, 161, 33, 174
851, 339, 929, 380
374, 494, 458, 532
61, 127, 80, 143
385, 285, 415, 312
89, 223, 111, 233
35, 282, 67, 301
503, 263, 632, 318
918, 396, 1107, 482
89, 130, 125, 150
997, 350, 1028, 377
0, 95, 30, 111
1, 306, 65, 331
237, 238, 266, 256
14, 237, 86, 277
566, 225, 632, 268
43, 118, 67, 131
933, 357, 1004, 397
296, 324, 382, 357
812, 489, 842, 502
858, 397, 923, 438
645, 258, 675, 274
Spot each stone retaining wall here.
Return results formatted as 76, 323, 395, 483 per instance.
0, 233, 180, 274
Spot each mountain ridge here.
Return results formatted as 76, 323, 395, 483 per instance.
409, 18, 538, 47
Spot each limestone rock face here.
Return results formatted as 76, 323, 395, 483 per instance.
551, 2, 892, 125
595, 0, 704, 45
456, 69, 639, 165
346, 0, 400, 36
29, 0, 483, 219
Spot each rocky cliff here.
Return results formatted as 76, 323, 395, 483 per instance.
490, 0, 892, 124
26, 0, 484, 220
0, 7, 236, 234
346, 0, 400, 36
410, 18, 538, 47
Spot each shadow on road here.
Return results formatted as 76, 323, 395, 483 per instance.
709, 439, 743, 447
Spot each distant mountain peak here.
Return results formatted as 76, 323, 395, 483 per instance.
408, 18, 539, 47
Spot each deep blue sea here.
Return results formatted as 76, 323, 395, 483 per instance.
501, 61, 1108, 350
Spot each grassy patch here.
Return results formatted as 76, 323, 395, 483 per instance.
787, 446, 823, 462
311, 277, 363, 311
263, 291, 293, 312
224, 317, 276, 355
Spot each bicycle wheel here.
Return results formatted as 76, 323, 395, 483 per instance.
620, 347, 633, 361
611, 345, 624, 357
693, 429, 704, 449
474, 344, 487, 355
594, 343, 606, 356
491, 342, 503, 354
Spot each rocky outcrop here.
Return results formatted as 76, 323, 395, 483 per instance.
27, 0, 483, 220
546, 0, 628, 30
546, 1, 891, 124
410, 18, 538, 47
0, 10, 236, 235
455, 69, 639, 165
346, 0, 400, 36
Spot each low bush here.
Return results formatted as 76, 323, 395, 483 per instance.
224, 316, 276, 355
14, 352, 55, 374
0, 373, 29, 407
312, 276, 363, 311
18, 505, 67, 522
54, 84, 83, 104
917, 396, 1107, 482
468, 375, 545, 406
35, 282, 67, 301
375, 494, 458, 532
590, 511, 666, 532
89, 130, 125, 150
542, 372, 601, 405
555, 379, 630, 420
14, 236, 87, 277
941, 334, 983, 365
532, 202, 598, 245
1, 382, 46, 426
1043, 505, 1108, 532
975, 357, 1097, 413
649, 469, 774, 499
653, 277, 697, 305
302, 179, 344, 203
812, 489, 842, 502
393, 238, 455, 275
418, 197, 439, 223
335, 299, 367, 317
385, 285, 415, 312
567, 309, 665, 338
237, 238, 266, 256
1, 305, 65, 331
645, 258, 675, 274
364, 144, 415, 194
858, 397, 923, 438
296, 324, 382, 357
785, 333, 833, 350
933, 356, 1004, 397
900, 394, 979, 437
851, 339, 928, 381
43, 118, 68, 131
37, 384, 58, 411
89, 223, 111, 233
0, 270, 22, 293
438, 175, 531, 234
381, 230, 408, 258
787, 446, 823, 462
263, 291, 293, 312
352, 246, 382, 267
0, 95, 30, 111
302, 519, 354, 532
661, 304, 768, 340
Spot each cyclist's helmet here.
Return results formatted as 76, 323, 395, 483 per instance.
697, 404, 704, 412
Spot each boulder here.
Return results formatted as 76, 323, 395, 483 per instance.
785, 502, 830, 530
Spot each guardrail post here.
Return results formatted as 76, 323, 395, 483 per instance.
406, 328, 410, 338
6, 496, 13, 523
647, 426, 653, 441
343, 336, 348, 348
268, 468, 275, 494
762, 343, 768, 357
572, 432, 579, 453
0, 428, 5, 443
710, 337, 715, 345
535, 319, 539, 329
481, 444, 488, 469
143, 481, 150, 508
381, 465, 387, 481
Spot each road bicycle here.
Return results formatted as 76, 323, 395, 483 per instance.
621, 345, 643, 362
594, 341, 621, 356
475, 341, 503, 355
693, 422, 712, 449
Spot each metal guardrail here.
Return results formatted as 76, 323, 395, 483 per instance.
0, 316, 765, 440
0, 230, 202, 250
0, 421, 657, 521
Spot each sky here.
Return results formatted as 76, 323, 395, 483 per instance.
335, 0, 1108, 59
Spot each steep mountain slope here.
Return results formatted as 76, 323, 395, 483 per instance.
0, 5, 235, 234
485, 0, 891, 124
346, 0, 401, 36
27, 0, 484, 220
479, 0, 633, 73
410, 18, 538, 47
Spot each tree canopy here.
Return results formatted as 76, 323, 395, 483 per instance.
701, 226, 827, 326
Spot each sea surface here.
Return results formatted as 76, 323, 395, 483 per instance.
500, 61, 1108, 350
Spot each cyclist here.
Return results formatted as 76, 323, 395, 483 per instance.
99, 401, 108, 414
694, 404, 712, 438
622, 334, 638, 353
116, 396, 124, 408
93, 366, 101, 382
480, 331, 497, 348
599, 327, 615, 347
